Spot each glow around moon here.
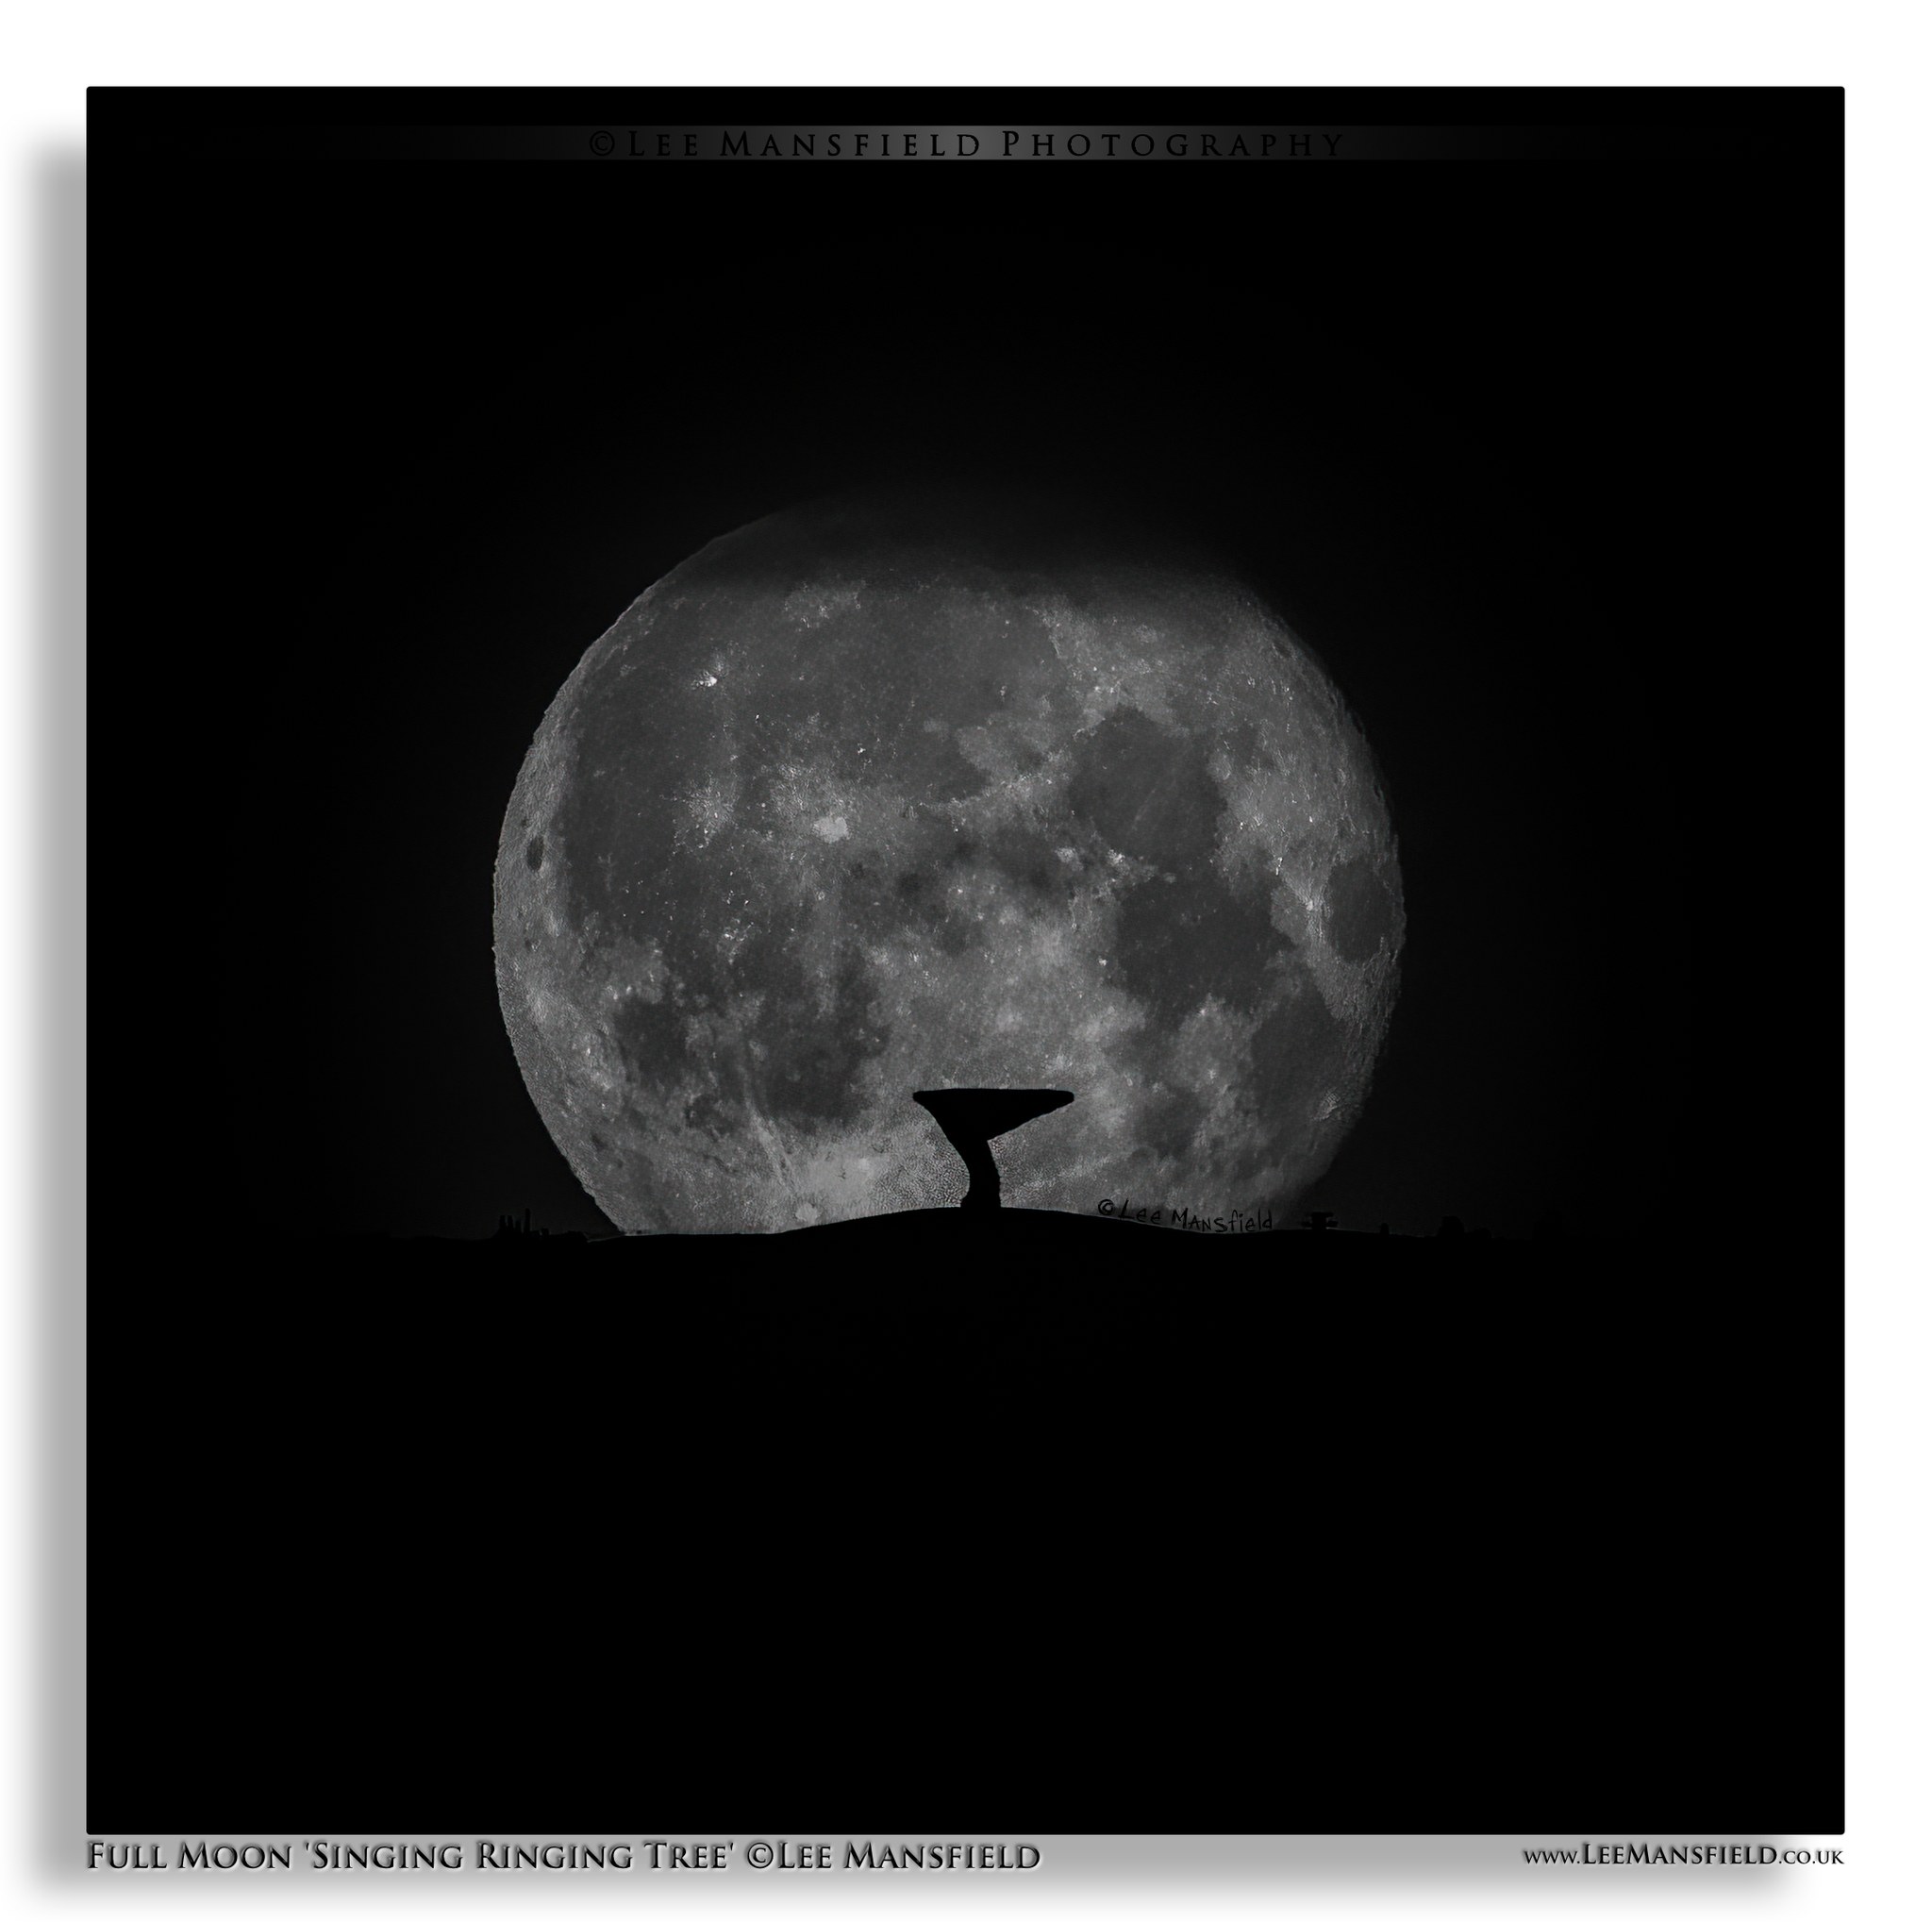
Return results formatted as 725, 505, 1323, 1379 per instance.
494, 494, 1403, 1232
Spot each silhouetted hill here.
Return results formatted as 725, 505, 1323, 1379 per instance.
275, 1212, 1748, 1490
98, 1208, 1837, 1840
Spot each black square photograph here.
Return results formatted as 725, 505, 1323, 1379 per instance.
86, 86, 1844, 1840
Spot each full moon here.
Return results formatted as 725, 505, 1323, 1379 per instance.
494, 493, 1403, 1232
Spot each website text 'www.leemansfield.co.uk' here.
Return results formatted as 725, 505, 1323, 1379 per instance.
89, 1840, 1041, 1874
1524, 1844, 1843, 1866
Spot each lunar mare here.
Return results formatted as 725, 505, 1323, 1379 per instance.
494, 494, 1403, 1233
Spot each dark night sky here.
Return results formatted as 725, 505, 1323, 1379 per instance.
98, 90, 1839, 1243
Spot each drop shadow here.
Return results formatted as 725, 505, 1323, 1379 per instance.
30, 143, 87, 1883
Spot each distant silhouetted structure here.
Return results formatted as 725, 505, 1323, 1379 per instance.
1302, 1211, 1336, 1233
494, 1207, 551, 1241
913, 1089, 1074, 1210
1437, 1214, 1465, 1240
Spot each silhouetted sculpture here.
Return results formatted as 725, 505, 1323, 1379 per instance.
913, 1089, 1074, 1210
1302, 1211, 1336, 1233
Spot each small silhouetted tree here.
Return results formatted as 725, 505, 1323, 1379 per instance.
913, 1089, 1074, 1209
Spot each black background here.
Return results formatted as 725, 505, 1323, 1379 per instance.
98, 87, 1840, 1245
90, 88, 1842, 1835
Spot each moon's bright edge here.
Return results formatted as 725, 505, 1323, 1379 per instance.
493, 498, 1403, 1232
